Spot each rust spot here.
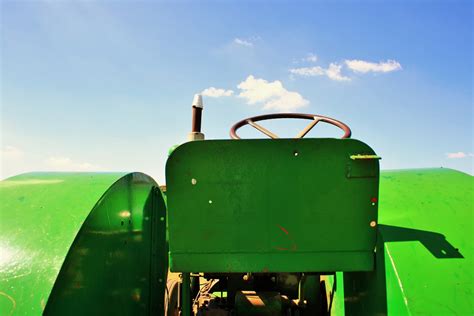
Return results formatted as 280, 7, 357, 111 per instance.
262, 267, 269, 273
371, 197, 378, 203
131, 291, 141, 302
277, 225, 289, 235
275, 224, 297, 251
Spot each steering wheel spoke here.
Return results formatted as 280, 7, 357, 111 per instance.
247, 120, 279, 139
295, 117, 319, 138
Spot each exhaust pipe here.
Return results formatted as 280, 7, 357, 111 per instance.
188, 94, 205, 141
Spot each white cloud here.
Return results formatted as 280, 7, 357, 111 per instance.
201, 87, 234, 97
45, 156, 101, 171
234, 38, 253, 47
1, 146, 24, 160
289, 63, 350, 82
237, 75, 309, 112
303, 53, 318, 63
289, 66, 326, 76
446, 152, 473, 159
345, 59, 402, 73
326, 63, 351, 81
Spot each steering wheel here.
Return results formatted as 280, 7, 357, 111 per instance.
230, 113, 351, 139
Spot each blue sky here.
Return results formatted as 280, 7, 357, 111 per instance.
1, 0, 472, 183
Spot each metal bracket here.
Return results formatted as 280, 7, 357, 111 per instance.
346, 154, 380, 178
350, 154, 382, 160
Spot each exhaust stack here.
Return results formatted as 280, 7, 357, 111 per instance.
188, 94, 205, 141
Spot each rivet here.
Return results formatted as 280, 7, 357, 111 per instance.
160, 217, 165, 221
191, 178, 197, 185
370, 221, 377, 227
209, 200, 213, 204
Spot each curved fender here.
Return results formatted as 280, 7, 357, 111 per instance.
343, 168, 473, 315
0, 172, 167, 315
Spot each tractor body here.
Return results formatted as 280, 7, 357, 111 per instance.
0, 102, 472, 315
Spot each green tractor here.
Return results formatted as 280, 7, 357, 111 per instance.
1, 95, 472, 315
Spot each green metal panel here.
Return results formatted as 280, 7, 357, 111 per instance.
166, 138, 379, 273
340, 168, 472, 315
0, 172, 167, 315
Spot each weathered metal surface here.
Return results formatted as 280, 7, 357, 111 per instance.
234, 291, 282, 316
332, 168, 472, 315
0, 172, 167, 315
166, 138, 379, 273
181, 272, 191, 316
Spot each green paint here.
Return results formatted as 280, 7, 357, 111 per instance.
322, 272, 345, 315
0, 173, 124, 315
339, 168, 472, 315
0, 172, 168, 315
166, 138, 379, 273
1, 146, 471, 315
379, 168, 472, 315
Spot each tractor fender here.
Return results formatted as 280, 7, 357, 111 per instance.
0, 172, 167, 315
